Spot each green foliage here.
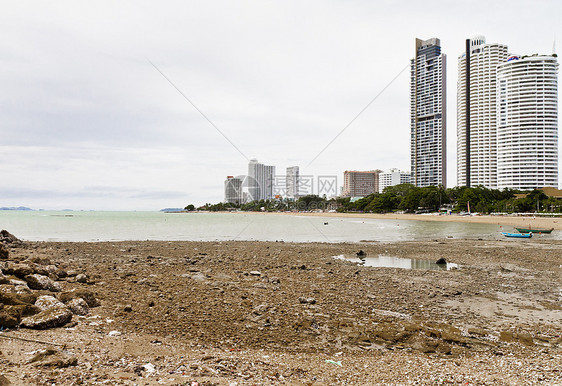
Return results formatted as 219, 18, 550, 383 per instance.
184, 204, 196, 211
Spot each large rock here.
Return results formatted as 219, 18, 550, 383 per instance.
0, 230, 20, 245
0, 244, 8, 259
0, 312, 19, 329
24, 274, 61, 292
35, 295, 66, 311
3, 263, 34, 279
0, 292, 36, 306
29, 347, 77, 368
67, 298, 89, 316
59, 289, 100, 307
20, 306, 72, 329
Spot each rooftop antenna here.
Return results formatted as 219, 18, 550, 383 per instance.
553, 35, 556, 55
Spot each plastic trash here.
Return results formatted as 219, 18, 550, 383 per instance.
325, 359, 342, 366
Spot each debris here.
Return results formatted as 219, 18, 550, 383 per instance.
325, 359, 342, 366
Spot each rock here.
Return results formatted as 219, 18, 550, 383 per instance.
0, 273, 9, 285
20, 306, 72, 329
0, 292, 36, 306
249, 271, 262, 276
0, 230, 20, 245
35, 295, 66, 311
0, 374, 11, 385
59, 289, 100, 307
124, 304, 133, 312
0, 244, 8, 260
108, 330, 122, 336
24, 274, 61, 292
4, 263, 34, 278
299, 297, 316, 305
356, 250, 366, 257
75, 274, 87, 283
468, 327, 488, 337
67, 298, 89, 316
0, 312, 19, 329
435, 258, 447, 265
499, 331, 515, 342
517, 332, 534, 346
29, 347, 77, 368
3, 304, 40, 319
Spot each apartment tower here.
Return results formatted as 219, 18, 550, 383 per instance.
247, 159, 275, 202
342, 170, 381, 197
497, 55, 559, 189
457, 36, 508, 188
410, 38, 447, 187
224, 176, 243, 204
286, 166, 300, 199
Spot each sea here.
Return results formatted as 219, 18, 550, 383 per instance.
2, 211, 557, 243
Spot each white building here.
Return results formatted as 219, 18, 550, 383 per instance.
378, 169, 412, 193
457, 36, 508, 188
286, 166, 299, 199
496, 55, 559, 190
247, 159, 275, 202
224, 176, 243, 204
410, 38, 447, 187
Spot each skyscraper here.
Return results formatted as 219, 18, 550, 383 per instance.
286, 166, 299, 199
224, 176, 243, 204
378, 169, 412, 193
342, 170, 381, 197
457, 36, 508, 188
496, 55, 559, 190
410, 38, 447, 187
247, 159, 275, 201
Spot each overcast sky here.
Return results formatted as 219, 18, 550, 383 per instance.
1, 0, 561, 210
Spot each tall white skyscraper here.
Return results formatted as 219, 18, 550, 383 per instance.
497, 55, 559, 190
457, 36, 508, 188
247, 159, 275, 201
410, 38, 447, 187
378, 169, 412, 193
286, 166, 299, 199
224, 176, 243, 204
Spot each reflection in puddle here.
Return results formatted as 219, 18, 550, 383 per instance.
333, 254, 459, 270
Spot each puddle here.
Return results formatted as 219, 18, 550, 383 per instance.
333, 254, 459, 270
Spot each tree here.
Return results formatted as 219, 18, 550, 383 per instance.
184, 204, 196, 211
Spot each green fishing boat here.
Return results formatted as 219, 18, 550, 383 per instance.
514, 227, 554, 234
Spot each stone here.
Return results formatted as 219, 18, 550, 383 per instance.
124, 304, 133, 312
67, 298, 89, 316
20, 306, 72, 329
298, 297, 316, 305
59, 289, 100, 307
435, 258, 447, 265
499, 331, 515, 342
468, 327, 488, 337
3, 304, 40, 319
249, 271, 262, 276
517, 332, 534, 346
24, 274, 61, 292
4, 263, 34, 278
35, 295, 66, 311
0, 374, 11, 385
0, 244, 8, 260
0, 312, 19, 328
75, 274, 88, 283
0, 230, 20, 245
0, 292, 36, 306
29, 347, 77, 368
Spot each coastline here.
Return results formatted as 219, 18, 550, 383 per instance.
256, 211, 562, 230
1, 237, 561, 384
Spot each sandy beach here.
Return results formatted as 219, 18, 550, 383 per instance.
263, 211, 562, 231
1, 234, 561, 385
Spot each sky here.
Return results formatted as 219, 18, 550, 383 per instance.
1, 0, 561, 210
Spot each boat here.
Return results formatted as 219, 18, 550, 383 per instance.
502, 232, 532, 238
514, 227, 554, 234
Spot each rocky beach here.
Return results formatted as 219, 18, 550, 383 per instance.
0, 230, 561, 385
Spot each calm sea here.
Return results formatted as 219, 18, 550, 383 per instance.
0, 211, 556, 243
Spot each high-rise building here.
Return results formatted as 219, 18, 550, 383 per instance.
342, 170, 381, 197
457, 36, 508, 188
410, 38, 447, 187
247, 159, 275, 201
286, 166, 299, 199
496, 55, 559, 190
224, 176, 243, 204
378, 169, 412, 193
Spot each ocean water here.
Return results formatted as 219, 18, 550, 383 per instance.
0, 211, 556, 243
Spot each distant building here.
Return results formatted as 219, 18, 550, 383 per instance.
224, 176, 243, 204
410, 37, 447, 187
496, 54, 559, 190
457, 35, 508, 188
342, 170, 381, 197
286, 166, 299, 199
247, 159, 275, 202
379, 169, 412, 193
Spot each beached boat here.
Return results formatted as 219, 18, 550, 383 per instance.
502, 232, 532, 238
514, 227, 554, 234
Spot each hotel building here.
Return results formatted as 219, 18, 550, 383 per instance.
378, 169, 412, 193
410, 38, 447, 187
457, 36, 508, 188
224, 176, 243, 204
247, 159, 275, 202
342, 170, 381, 197
286, 166, 300, 199
496, 55, 559, 190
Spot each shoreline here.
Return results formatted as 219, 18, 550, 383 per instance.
247, 211, 562, 230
